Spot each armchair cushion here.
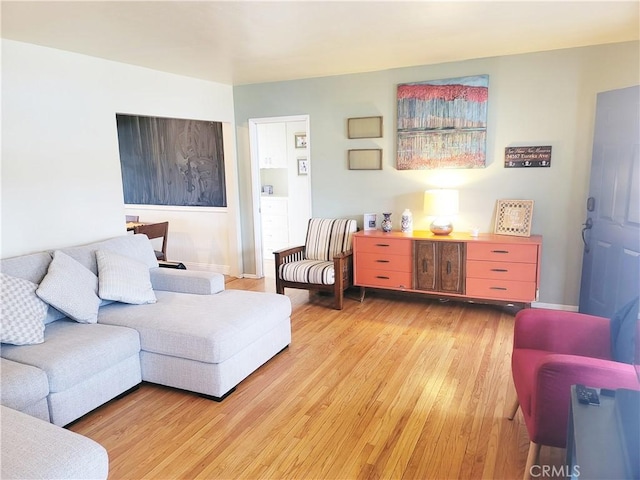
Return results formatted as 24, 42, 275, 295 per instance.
305, 218, 356, 261
279, 260, 335, 285
610, 296, 639, 364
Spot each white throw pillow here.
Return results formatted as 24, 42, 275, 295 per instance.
36, 250, 101, 324
96, 250, 156, 305
0, 273, 47, 345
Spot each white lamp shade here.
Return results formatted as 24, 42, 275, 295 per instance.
423, 189, 459, 217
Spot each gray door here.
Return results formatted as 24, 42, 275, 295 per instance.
579, 85, 640, 317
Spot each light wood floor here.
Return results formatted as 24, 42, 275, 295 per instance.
70, 278, 565, 479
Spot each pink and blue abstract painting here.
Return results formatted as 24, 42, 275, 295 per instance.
397, 75, 489, 169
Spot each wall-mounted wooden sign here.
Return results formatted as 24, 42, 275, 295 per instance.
504, 146, 552, 168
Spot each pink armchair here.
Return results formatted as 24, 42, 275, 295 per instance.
509, 308, 639, 479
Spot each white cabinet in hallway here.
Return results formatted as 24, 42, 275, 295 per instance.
257, 123, 287, 168
261, 196, 289, 257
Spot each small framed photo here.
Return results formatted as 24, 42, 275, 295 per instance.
295, 133, 307, 149
494, 199, 534, 237
297, 158, 309, 175
364, 213, 377, 231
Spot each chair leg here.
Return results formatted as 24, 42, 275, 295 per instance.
334, 285, 344, 310
523, 441, 541, 480
508, 398, 520, 420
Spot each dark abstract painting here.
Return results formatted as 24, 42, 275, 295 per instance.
397, 75, 489, 169
116, 114, 226, 207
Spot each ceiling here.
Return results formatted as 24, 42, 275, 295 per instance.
1, 1, 638, 86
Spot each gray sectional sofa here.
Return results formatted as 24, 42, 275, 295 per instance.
0, 234, 292, 479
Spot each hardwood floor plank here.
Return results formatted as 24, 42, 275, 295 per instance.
68, 280, 566, 479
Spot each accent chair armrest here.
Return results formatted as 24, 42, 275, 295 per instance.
525, 353, 639, 446
332, 249, 353, 260
149, 267, 225, 295
513, 308, 611, 359
274, 246, 305, 266
332, 249, 353, 299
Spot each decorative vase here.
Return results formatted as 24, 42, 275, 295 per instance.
381, 213, 392, 232
401, 209, 413, 233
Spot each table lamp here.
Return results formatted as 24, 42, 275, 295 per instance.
424, 189, 459, 235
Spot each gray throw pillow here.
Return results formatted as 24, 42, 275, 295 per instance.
0, 273, 47, 345
96, 250, 156, 305
36, 250, 101, 324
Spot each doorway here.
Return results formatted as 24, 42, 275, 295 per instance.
249, 115, 312, 278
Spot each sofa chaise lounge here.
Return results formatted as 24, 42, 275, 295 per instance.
1, 234, 292, 478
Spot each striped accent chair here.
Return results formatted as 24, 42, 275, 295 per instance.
274, 218, 358, 310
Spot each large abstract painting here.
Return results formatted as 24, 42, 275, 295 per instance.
397, 75, 489, 169
116, 114, 226, 207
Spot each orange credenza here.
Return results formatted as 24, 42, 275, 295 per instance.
353, 230, 542, 306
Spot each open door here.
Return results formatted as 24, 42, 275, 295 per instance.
579, 86, 640, 317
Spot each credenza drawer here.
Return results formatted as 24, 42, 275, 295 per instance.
466, 278, 536, 302
467, 243, 538, 263
356, 268, 412, 290
466, 260, 537, 282
356, 252, 412, 272
355, 237, 412, 255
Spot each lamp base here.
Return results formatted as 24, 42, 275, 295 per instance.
430, 218, 453, 235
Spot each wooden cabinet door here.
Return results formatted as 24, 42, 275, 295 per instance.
439, 242, 464, 294
415, 240, 464, 294
415, 241, 437, 291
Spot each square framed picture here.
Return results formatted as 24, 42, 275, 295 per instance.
363, 213, 377, 230
494, 199, 534, 237
297, 158, 309, 175
295, 133, 307, 149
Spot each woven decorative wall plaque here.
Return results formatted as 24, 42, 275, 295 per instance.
494, 199, 534, 237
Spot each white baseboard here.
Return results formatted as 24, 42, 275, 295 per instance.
531, 302, 579, 312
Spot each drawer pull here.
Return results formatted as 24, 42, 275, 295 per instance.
490, 286, 508, 291
376, 275, 390, 280
422, 259, 428, 273
491, 250, 510, 254
375, 259, 390, 263
375, 243, 391, 247
446, 260, 452, 274
490, 268, 509, 272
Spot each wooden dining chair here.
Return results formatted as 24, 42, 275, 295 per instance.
133, 222, 169, 261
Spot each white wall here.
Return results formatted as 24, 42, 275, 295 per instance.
233, 41, 640, 307
1, 40, 241, 275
